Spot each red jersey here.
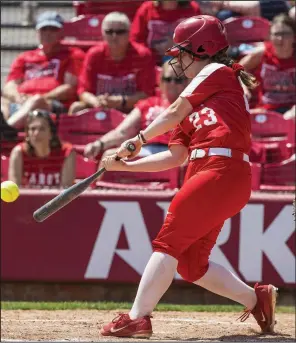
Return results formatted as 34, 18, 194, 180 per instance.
130, 1, 201, 62
135, 96, 171, 145
78, 41, 156, 97
6, 46, 85, 107
19, 142, 73, 187
169, 63, 251, 154
257, 42, 296, 110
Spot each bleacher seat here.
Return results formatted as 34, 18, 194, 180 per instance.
223, 16, 270, 46
260, 154, 295, 191
58, 108, 125, 148
75, 153, 97, 180
250, 162, 262, 191
250, 110, 295, 163
99, 164, 180, 190
61, 15, 105, 51
73, 1, 144, 21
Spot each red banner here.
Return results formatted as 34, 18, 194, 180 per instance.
1, 190, 295, 287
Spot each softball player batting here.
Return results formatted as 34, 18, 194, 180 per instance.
100, 15, 277, 338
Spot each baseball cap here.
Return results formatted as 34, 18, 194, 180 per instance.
35, 11, 64, 30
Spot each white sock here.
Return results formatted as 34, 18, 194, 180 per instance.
194, 261, 257, 310
129, 252, 178, 319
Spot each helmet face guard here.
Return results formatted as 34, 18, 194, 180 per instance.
166, 42, 209, 78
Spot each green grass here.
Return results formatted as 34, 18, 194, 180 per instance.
1, 301, 294, 313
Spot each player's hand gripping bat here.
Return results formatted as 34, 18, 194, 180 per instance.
33, 142, 136, 223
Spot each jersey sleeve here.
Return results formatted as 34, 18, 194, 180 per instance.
180, 63, 226, 108
6, 53, 26, 82
168, 125, 190, 148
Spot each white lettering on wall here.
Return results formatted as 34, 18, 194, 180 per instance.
239, 204, 295, 283
210, 219, 239, 276
85, 202, 152, 279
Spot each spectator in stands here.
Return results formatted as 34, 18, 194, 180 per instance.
202, 1, 289, 21
69, 12, 156, 114
130, 1, 201, 64
73, 0, 144, 21
84, 62, 188, 162
240, 13, 295, 118
1, 11, 85, 129
8, 109, 76, 188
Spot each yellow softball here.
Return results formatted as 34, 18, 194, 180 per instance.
1, 181, 19, 203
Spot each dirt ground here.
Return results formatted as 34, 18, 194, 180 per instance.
1, 310, 295, 342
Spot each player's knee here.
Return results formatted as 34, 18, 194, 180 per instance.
177, 262, 209, 283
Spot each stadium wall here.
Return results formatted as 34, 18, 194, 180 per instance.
1, 189, 295, 303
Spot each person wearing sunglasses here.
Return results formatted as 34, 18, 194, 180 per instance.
1, 11, 85, 129
84, 61, 188, 163
8, 109, 76, 188
100, 15, 277, 338
240, 13, 295, 119
69, 11, 156, 115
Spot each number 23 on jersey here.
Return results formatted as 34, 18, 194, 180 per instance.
189, 106, 218, 131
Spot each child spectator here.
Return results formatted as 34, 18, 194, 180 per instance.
70, 12, 156, 114
1, 11, 85, 128
240, 13, 295, 117
130, 1, 201, 64
8, 109, 76, 188
83, 62, 188, 161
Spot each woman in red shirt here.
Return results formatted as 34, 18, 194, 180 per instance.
100, 15, 277, 338
8, 109, 76, 188
240, 13, 295, 118
130, 0, 201, 64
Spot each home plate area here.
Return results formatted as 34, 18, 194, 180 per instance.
1, 310, 295, 342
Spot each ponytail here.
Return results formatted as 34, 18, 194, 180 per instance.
211, 48, 259, 90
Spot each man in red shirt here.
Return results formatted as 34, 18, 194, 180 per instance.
1, 11, 85, 128
70, 11, 156, 114
130, 1, 201, 64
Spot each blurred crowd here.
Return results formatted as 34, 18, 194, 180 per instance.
1, 0, 295, 190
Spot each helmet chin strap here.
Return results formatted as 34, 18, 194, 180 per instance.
168, 53, 195, 78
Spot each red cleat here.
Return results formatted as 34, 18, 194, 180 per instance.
239, 283, 278, 333
100, 313, 153, 338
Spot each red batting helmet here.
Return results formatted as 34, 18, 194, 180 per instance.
166, 15, 229, 59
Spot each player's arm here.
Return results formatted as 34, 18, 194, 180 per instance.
84, 107, 141, 158
8, 145, 23, 186
141, 97, 192, 141
2, 79, 23, 103
239, 47, 265, 71
60, 149, 76, 188
100, 107, 141, 148
43, 72, 78, 102
103, 144, 188, 172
